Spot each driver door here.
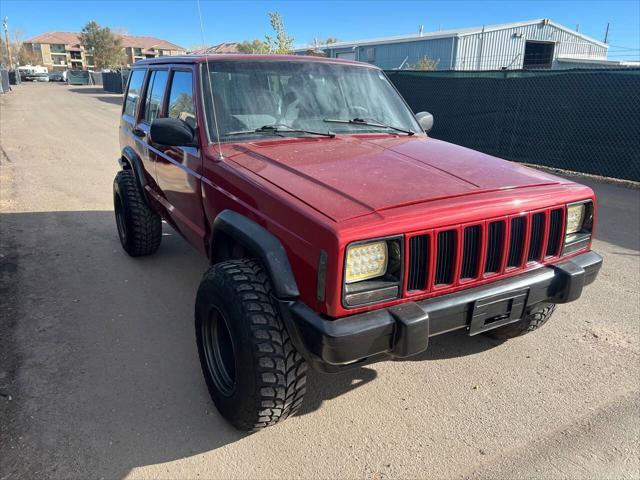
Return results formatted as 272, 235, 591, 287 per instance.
153, 67, 206, 251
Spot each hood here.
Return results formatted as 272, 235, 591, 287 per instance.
228, 135, 566, 222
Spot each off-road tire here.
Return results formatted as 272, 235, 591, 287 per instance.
486, 303, 556, 340
113, 170, 161, 256
195, 258, 307, 431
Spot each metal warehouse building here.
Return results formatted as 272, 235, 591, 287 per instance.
296, 19, 613, 70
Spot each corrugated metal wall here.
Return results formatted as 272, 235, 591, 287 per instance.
318, 22, 607, 71
326, 38, 455, 69
455, 23, 608, 70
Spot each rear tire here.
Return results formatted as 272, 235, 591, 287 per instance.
113, 170, 161, 256
195, 259, 307, 431
486, 303, 556, 340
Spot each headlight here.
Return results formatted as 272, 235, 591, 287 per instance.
343, 237, 403, 308
563, 200, 594, 255
566, 203, 586, 235
345, 241, 388, 283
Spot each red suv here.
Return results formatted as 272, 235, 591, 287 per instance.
114, 55, 602, 430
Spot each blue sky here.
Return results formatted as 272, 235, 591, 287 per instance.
1, 0, 638, 58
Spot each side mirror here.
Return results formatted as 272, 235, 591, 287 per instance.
150, 118, 197, 147
415, 111, 434, 133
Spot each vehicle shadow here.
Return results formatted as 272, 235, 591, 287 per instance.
67, 87, 106, 95
94, 95, 124, 105
0, 210, 398, 478
67, 86, 123, 106
0, 201, 616, 478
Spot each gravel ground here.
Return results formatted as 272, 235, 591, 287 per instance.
1, 83, 639, 480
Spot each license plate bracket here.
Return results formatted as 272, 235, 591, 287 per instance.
469, 288, 529, 336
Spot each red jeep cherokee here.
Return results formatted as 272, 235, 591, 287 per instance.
114, 55, 602, 431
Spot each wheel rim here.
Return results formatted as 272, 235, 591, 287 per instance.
114, 194, 128, 244
202, 305, 236, 396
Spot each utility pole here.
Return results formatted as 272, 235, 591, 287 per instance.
3, 16, 13, 69
604, 22, 610, 44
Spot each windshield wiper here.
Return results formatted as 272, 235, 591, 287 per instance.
323, 117, 415, 136
226, 124, 335, 138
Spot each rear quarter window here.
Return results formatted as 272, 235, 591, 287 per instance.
124, 69, 146, 117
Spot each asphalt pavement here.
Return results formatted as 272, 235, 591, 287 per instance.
1, 83, 638, 479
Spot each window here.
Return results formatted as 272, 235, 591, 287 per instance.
50, 44, 66, 54
523, 41, 555, 69
124, 69, 146, 117
133, 48, 142, 56
201, 60, 421, 141
143, 70, 169, 123
167, 71, 195, 128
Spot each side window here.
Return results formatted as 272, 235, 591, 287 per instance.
123, 69, 145, 117
167, 71, 196, 129
143, 70, 169, 124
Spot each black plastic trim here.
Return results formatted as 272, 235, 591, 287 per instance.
280, 251, 602, 373
120, 146, 150, 206
211, 210, 299, 299
316, 250, 328, 302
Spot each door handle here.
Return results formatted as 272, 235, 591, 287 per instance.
132, 128, 146, 138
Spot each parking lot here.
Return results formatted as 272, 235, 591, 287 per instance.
1, 83, 639, 479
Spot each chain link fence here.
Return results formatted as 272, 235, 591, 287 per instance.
386, 68, 640, 182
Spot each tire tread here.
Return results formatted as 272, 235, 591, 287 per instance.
114, 170, 161, 256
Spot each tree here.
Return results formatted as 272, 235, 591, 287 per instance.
410, 56, 440, 70
79, 21, 124, 69
1, 28, 35, 67
236, 39, 269, 54
264, 12, 294, 54
235, 12, 294, 55
18, 44, 39, 65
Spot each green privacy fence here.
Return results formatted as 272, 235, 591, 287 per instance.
67, 70, 90, 85
386, 69, 640, 182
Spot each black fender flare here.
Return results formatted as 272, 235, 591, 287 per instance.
210, 210, 300, 300
119, 146, 150, 205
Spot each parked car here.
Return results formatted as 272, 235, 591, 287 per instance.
48, 71, 67, 82
113, 55, 602, 431
24, 72, 50, 82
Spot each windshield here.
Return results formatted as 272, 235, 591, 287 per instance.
200, 60, 422, 141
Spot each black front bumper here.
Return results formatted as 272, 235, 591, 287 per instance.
278, 251, 602, 373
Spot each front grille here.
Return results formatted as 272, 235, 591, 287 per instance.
507, 216, 526, 267
406, 206, 567, 295
461, 226, 481, 279
435, 230, 456, 285
485, 221, 505, 273
527, 212, 546, 262
546, 209, 563, 257
407, 235, 428, 290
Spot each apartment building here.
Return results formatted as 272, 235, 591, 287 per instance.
23, 31, 186, 71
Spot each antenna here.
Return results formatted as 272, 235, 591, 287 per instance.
603, 22, 610, 44
196, 0, 224, 161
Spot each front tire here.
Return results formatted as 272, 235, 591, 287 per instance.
195, 259, 307, 431
113, 170, 162, 256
